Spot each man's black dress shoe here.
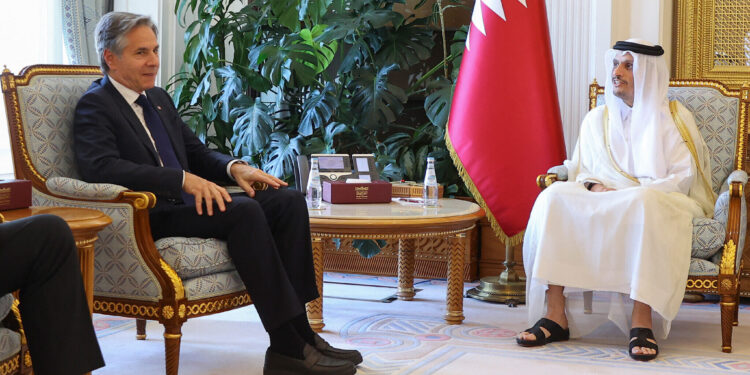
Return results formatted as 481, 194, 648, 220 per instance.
264, 344, 356, 375
313, 334, 363, 365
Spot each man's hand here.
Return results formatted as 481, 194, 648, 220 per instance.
183, 172, 232, 216
590, 183, 615, 192
230, 163, 288, 197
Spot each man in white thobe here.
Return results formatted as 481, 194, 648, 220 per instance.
516, 39, 715, 361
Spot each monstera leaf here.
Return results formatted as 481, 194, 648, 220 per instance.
264, 132, 303, 177
299, 83, 339, 136
249, 37, 319, 86
351, 239, 387, 258
349, 64, 407, 129
424, 77, 454, 129
230, 96, 274, 156
376, 23, 434, 69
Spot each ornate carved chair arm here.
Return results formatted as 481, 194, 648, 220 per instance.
726, 170, 748, 186
716, 171, 747, 275
536, 165, 568, 190
46, 177, 129, 201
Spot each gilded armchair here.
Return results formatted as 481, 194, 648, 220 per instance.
0, 65, 324, 374
0, 294, 29, 375
537, 79, 750, 352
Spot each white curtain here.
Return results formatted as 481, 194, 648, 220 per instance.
62, 0, 113, 65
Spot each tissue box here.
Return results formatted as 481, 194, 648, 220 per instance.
0, 179, 32, 211
323, 180, 392, 204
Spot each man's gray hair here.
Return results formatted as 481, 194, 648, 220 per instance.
95, 12, 158, 73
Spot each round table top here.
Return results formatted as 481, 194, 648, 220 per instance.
308, 198, 481, 220
1, 206, 112, 232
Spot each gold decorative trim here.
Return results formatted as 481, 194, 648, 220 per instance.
75, 237, 98, 248
93, 300, 160, 318
186, 294, 252, 316
0, 356, 19, 375
162, 305, 174, 319
686, 278, 719, 289
445, 127, 524, 247
720, 239, 737, 275
178, 304, 186, 318
23, 352, 30, 368
122, 191, 156, 209
163, 333, 182, 339
311, 225, 475, 240
10, 300, 25, 346
159, 259, 185, 301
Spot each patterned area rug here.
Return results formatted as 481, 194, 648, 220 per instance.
91, 273, 750, 374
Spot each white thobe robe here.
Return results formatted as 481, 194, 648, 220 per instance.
523, 102, 713, 339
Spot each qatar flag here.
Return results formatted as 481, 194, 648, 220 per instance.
446, 0, 566, 245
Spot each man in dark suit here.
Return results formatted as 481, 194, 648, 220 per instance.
0, 215, 105, 375
74, 11, 360, 375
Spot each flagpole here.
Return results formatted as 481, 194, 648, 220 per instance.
466, 241, 525, 305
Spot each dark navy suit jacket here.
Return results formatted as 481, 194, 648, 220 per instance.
73, 75, 234, 208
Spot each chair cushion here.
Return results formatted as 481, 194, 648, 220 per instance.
689, 258, 719, 276
0, 295, 12, 321
0, 328, 20, 362
184, 271, 248, 300
155, 237, 234, 280
691, 217, 725, 259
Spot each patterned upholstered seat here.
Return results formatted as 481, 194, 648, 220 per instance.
0, 65, 324, 374
538, 80, 750, 352
0, 294, 24, 375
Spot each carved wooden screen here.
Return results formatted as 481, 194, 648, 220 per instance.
673, 0, 750, 90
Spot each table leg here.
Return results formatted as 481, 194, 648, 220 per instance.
445, 232, 466, 324
306, 237, 326, 332
74, 236, 97, 316
397, 238, 416, 300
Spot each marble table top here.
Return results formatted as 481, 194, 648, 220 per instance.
308, 198, 480, 220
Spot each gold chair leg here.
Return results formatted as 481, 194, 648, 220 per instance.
136, 318, 147, 340
397, 239, 416, 300
164, 323, 182, 375
445, 233, 466, 325
306, 237, 326, 332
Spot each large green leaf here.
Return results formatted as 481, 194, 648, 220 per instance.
349, 64, 407, 129
362, 9, 404, 29
299, 83, 339, 136
299, 25, 338, 74
271, 0, 303, 31
375, 25, 434, 69
351, 239, 386, 258
249, 38, 320, 86
230, 97, 274, 156
264, 132, 303, 177
424, 77, 454, 129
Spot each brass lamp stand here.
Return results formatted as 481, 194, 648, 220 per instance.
467, 241, 525, 305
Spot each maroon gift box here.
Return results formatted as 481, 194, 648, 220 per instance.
322, 180, 392, 204
0, 179, 31, 211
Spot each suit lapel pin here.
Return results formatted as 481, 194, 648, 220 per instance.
157, 105, 162, 110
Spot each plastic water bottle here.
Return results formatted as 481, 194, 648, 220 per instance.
423, 157, 439, 207
307, 157, 323, 209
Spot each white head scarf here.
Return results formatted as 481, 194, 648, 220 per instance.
604, 38, 673, 180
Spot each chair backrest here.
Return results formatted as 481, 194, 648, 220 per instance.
590, 80, 750, 195
1, 65, 102, 188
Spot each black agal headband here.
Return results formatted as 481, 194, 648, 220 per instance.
613, 41, 664, 56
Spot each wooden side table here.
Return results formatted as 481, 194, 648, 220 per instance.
1, 206, 112, 314
307, 199, 484, 331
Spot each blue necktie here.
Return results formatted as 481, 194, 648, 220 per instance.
135, 95, 192, 204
